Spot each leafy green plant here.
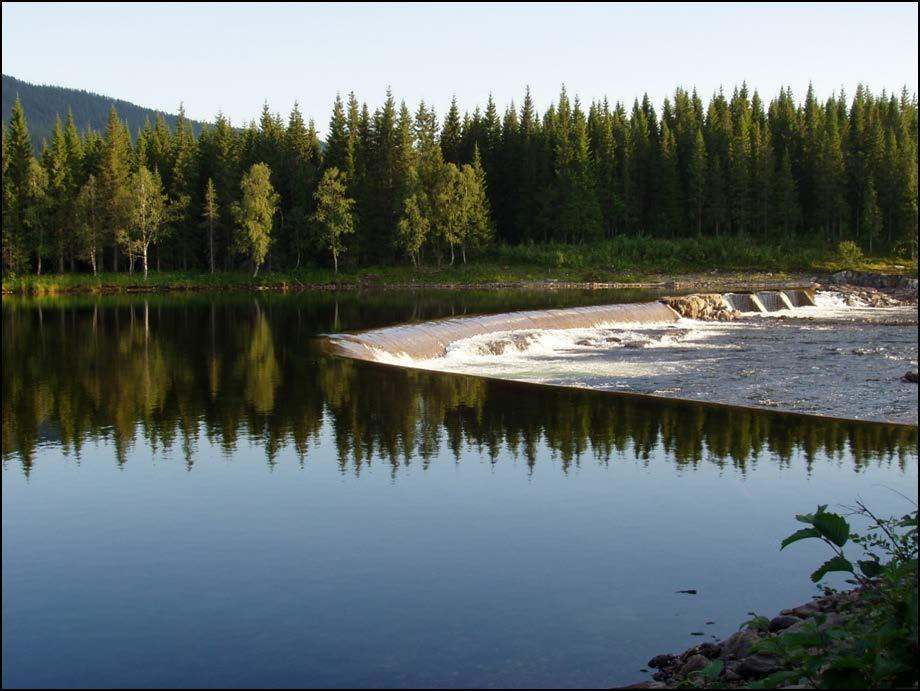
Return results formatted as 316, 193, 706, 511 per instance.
836, 240, 865, 268
749, 502, 918, 689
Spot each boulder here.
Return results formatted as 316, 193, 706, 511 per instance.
719, 629, 762, 660
678, 654, 710, 676
647, 654, 676, 669
737, 653, 785, 679
661, 294, 736, 321
769, 615, 802, 632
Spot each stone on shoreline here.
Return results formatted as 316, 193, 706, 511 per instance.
768, 614, 802, 632
737, 653, 784, 679
678, 654, 711, 676
905, 368, 918, 383
630, 589, 862, 688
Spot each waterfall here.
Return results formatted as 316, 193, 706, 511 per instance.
756, 291, 796, 311
325, 301, 680, 360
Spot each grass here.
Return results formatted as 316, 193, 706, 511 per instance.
3, 237, 916, 295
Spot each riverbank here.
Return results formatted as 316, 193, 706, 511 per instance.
2, 261, 915, 296
628, 588, 865, 689
628, 502, 919, 689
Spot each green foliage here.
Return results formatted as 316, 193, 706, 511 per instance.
836, 240, 864, 268
233, 163, 278, 277
750, 502, 919, 688
118, 166, 169, 279
3, 83, 919, 277
312, 167, 356, 273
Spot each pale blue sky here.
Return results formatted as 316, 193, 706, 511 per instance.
3, 2, 917, 133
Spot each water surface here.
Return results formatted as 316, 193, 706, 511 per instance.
3, 290, 917, 688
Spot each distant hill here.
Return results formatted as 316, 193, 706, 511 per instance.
2, 74, 206, 151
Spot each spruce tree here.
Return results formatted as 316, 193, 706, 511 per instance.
202, 178, 219, 273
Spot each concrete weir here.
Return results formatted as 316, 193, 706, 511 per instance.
326, 301, 680, 361
724, 292, 767, 312
325, 289, 818, 362
725, 289, 815, 313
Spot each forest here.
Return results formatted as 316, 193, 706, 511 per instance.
2, 83, 918, 278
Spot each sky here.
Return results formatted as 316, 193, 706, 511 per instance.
2, 2, 917, 134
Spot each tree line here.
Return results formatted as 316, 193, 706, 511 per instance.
2, 82, 917, 277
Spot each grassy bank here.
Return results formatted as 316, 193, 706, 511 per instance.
3, 237, 916, 295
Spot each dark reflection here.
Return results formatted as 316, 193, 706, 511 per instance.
3, 292, 917, 477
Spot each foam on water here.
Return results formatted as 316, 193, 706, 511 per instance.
365, 292, 918, 423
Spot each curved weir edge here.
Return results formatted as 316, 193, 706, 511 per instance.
322, 289, 816, 361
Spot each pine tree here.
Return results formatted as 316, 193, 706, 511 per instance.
656, 120, 681, 236
324, 93, 349, 172
4, 98, 33, 272
202, 178, 219, 273
170, 104, 198, 269
45, 116, 71, 272
440, 96, 462, 164
687, 127, 706, 235
99, 106, 132, 271
861, 176, 882, 254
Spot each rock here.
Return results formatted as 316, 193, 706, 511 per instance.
719, 629, 762, 660
623, 682, 669, 689
647, 654, 676, 669
678, 654, 710, 676
780, 601, 821, 618
661, 294, 736, 321
737, 653, 785, 679
769, 615, 802, 632
699, 642, 721, 659
905, 368, 918, 383
722, 662, 743, 682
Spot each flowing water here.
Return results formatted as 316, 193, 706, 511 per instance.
365, 292, 919, 424
2, 290, 917, 689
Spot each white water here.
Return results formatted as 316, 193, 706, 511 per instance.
370, 292, 919, 423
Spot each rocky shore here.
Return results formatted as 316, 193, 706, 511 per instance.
627, 588, 865, 689
662, 271, 918, 322
823, 270, 918, 306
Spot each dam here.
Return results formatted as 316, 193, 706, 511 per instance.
324, 288, 917, 424
325, 289, 817, 361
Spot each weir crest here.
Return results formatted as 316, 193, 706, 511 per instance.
325, 289, 816, 362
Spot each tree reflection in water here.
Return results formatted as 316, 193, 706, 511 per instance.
3, 293, 916, 477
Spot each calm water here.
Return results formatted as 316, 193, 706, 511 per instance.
2, 291, 918, 689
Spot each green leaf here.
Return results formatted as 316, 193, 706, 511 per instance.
748, 670, 800, 689
812, 511, 850, 547
781, 527, 820, 550
857, 559, 883, 578
811, 555, 855, 582
700, 659, 723, 680
779, 630, 825, 648
821, 658, 869, 689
